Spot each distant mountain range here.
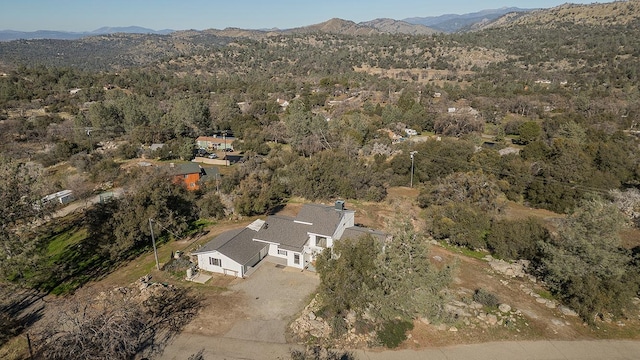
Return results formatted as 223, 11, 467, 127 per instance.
0, 7, 535, 41
0, 2, 635, 71
403, 7, 531, 32
0, 26, 174, 42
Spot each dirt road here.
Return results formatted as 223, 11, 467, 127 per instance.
356, 340, 640, 360
158, 335, 640, 360
52, 187, 125, 218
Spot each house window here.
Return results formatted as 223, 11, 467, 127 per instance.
317, 236, 327, 248
294, 254, 300, 265
209, 257, 222, 267
278, 249, 288, 256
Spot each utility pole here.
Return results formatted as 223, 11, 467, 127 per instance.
149, 218, 160, 270
223, 130, 227, 151
86, 129, 93, 153
222, 130, 229, 166
410, 151, 418, 188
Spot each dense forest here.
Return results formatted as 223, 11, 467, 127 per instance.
2, 1, 640, 356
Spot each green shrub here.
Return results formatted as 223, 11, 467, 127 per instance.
329, 315, 348, 337
377, 320, 414, 348
473, 288, 500, 308
486, 218, 549, 260
427, 203, 491, 250
290, 346, 355, 360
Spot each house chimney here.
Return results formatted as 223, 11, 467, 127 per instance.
335, 200, 345, 211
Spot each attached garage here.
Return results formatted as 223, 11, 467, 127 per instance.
193, 220, 268, 278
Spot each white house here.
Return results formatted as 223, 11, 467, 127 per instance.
253, 201, 355, 269
192, 219, 269, 277
196, 135, 235, 151
404, 128, 418, 137
192, 201, 382, 277
41, 190, 75, 205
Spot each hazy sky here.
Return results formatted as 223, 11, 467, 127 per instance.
2, 0, 601, 32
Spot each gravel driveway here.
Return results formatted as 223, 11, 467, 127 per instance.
223, 260, 319, 343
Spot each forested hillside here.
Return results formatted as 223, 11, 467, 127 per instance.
1, 1, 640, 356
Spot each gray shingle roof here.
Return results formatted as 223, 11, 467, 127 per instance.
295, 204, 353, 236
341, 226, 388, 243
193, 228, 243, 254
199, 166, 220, 183
170, 162, 202, 176
193, 224, 267, 266
254, 215, 311, 252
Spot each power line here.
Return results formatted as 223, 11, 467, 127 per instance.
150, 218, 188, 241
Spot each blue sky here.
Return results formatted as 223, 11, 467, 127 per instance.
2, 0, 600, 32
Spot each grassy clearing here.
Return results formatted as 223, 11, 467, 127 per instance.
438, 241, 488, 261
534, 288, 555, 301
46, 226, 87, 257
0, 335, 28, 360
30, 212, 216, 295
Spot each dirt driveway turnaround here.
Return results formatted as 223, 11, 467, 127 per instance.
224, 261, 319, 343
159, 260, 319, 359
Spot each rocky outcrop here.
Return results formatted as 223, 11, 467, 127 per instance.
485, 255, 531, 279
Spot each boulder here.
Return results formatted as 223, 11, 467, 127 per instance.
545, 300, 556, 309
499, 303, 512, 313
559, 306, 579, 317
470, 301, 484, 310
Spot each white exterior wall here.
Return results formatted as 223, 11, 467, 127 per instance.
266, 243, 283, 257
196, 251, 244, 277
260, 241, 304, 268
287, 250, 304, 269
59, 193, 75, 204
332, 211, 355, 240
308, 233, 333, 248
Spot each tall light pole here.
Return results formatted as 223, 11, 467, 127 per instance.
410, 151, 418, 188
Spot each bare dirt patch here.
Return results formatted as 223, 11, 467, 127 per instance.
275, 199, 304, 217
620, 227, 640, 249
181, 289, 245, 336
402, 243, 640, 349
501, 202, 565, 223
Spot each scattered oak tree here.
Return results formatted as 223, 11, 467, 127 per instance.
534, 197, 637, 322
316, 220, 452, 347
